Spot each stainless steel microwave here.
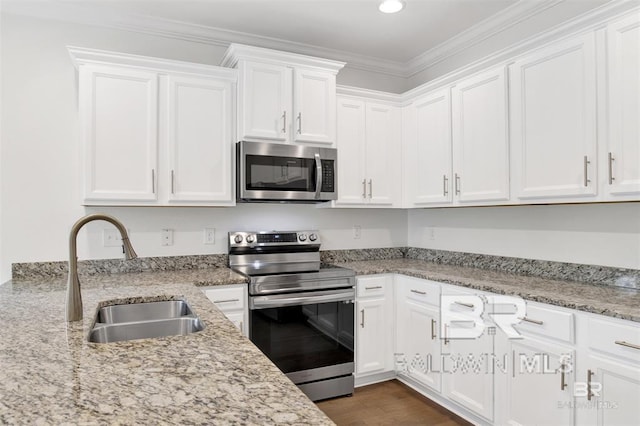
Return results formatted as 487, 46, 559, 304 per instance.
236, 141, 338, 203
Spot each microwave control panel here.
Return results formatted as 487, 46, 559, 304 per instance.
321, 160, 335, 192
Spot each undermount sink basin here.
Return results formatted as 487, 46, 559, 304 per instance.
89, 300, 205, 343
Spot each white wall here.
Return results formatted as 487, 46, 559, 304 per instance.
408, 203, 640, 270
0, 13, 407, 282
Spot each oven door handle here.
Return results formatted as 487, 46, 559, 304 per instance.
314, 152, 322, 200
250, 289, 354, 309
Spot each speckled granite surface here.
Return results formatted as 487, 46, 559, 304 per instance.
0, 268, 333, 425
334, 259, 640, 322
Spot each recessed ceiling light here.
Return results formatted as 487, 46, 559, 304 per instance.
379, 0, 405, 14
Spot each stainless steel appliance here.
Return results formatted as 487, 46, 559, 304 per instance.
228, 230, 355, 401
236, 141, 338, 203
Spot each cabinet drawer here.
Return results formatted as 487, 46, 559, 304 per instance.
514, 303, 574, 344
588, 317, 640, 363
400, 276, 440, 307
357, 275, 389, 298
203, 286, 246, 312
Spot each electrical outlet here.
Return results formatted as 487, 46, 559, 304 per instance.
204, 228, 215, 245
161, 229, 174, 246
353, 225, 362, 240
103, 229, 121, 247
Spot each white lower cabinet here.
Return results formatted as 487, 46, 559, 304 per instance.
355, 275, 394, 380
202, 284, 249, 336
353, 273, 640, 425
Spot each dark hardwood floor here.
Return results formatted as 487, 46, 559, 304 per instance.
316, 380, 473, 426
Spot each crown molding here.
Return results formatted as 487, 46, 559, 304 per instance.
221, 44, 345, 73
336, 85, 404, 104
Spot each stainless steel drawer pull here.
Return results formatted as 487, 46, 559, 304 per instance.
297, 112, 302, 134
431, 318, 436, 340
608, 152, 615, 184
368, 179, 372, 199
410, 289, 426, 295
584, 156, 591, 187
454, 173, 461, 195
587, 369, 594, 401
520, 317, 544, 325
365, 286, 383, 290
171, 170, 175, 194
454, 301, 474, 308
362, 179, 366, 199
360, 309, 365, 328
151, 169, 156, 194
443, 175, 448, 196
214, 298, 240, 304
615, 340, 640, 350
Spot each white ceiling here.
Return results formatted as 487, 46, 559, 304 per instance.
2, 0, 613, 77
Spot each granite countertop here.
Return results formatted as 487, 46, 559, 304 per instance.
333, 259, 640, 322
0, 268, 333, 425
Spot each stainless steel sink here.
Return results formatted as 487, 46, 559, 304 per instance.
96, 300, 194, 324
89, 300, 205, 343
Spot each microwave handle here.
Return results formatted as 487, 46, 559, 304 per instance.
314, 153, 322, 199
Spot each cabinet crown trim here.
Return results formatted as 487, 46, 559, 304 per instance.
221, 43, 345, 73
67, 46, 238, 80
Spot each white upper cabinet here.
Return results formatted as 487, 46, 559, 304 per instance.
222, 44, 344, 146
452, 66, 510, 203
510, 32, 598, 200
166, 75, 234, 204
335, 93, 401, 207
605, 12, 640, 198
80, 63, 159, 203
405, 89, 453, 206
238, 61, 291, 142
71, 47, 237, 206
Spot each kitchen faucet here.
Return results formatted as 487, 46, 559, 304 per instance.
66, 213, 137, 322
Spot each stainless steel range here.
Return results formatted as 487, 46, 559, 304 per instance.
228, 230, 355, 401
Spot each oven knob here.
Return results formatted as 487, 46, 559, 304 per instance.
309, 233, 317, 242
246, 234, 255, 243
234, 235, 243, 244
298, 233, 307, 242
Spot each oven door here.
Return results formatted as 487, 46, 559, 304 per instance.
237, 141, 337, 202
249, 288, 354, 385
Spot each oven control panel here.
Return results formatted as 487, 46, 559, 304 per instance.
229, 231, 320, 248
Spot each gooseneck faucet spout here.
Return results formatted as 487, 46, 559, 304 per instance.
67, 213, 137, 322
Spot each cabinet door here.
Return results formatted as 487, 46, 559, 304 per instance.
365, 102, 401, 206
442, 324, 494, 420
166, 75, 233, 204
606, 13, 640, 197
452, 66, 509, 203
238, 61, 292, 142
81, 64, 158, 203
585, 354, 640, 426
410, 89, 453, 206
293, 69, 336, 145
511, 33, 597, 200
500, 337, 575, 426
397, 299, 442, 392
335, 97, 366, 205
356, 298, 388, 375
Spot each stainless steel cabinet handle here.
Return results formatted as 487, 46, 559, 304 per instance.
362, 179, 367, 199
519, 316, 544, 325
410, 289, 426, 295
368, 179, 372, 199
360, 309, 365, 328
615, 340, 640, 350
365, 286, 383, 290
214, 298, 240, 304
608, 152, 615, 184
454, 173, 460, 195
455, 301, 474, 308
297, 112, 302, 134
587, 369, 594, 401
443, 175, 448, 196
282, 111, 287, 134
151, 169, 155, 194
431, 319, 436, 340
584, 156, 591, 187
171, 170, 175, 194
560, 362, 568, 390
